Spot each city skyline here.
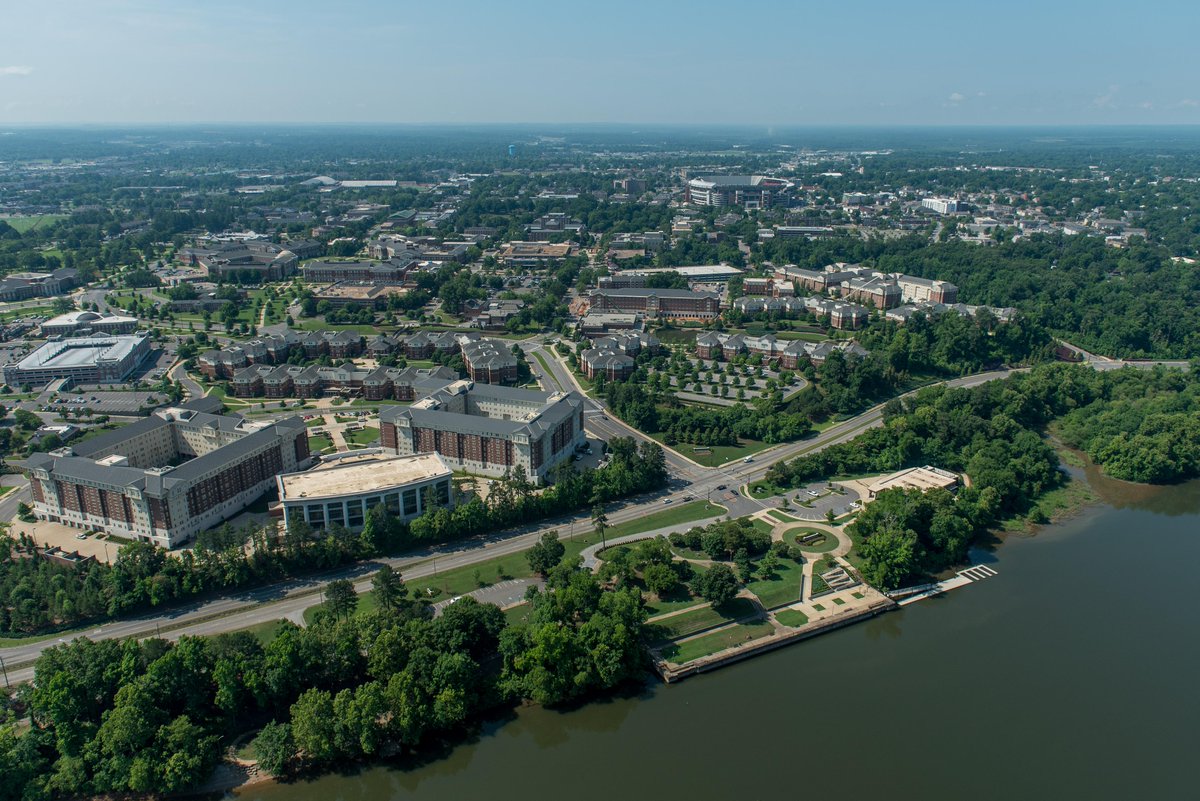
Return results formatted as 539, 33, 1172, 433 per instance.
1, 0, 1198, 126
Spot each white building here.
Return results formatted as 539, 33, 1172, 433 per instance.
276, 450, 453, 531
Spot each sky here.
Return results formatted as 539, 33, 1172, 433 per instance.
1, 0, 1198, 126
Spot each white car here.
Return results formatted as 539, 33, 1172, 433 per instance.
743, 456, 754, 463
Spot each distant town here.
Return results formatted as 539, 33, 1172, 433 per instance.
0, 126, 1197, 797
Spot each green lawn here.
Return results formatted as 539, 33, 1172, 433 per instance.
600, 501, 724, 541
0, 305, 57, 322
0, 486, 13, 498
344, 426, 379, 446
650, 434, 773, 468
503, 603, 533, 625
767, 509, 799, 522
659, 620, 775, 664
307, 433, 334, 453
774, 609, 810, 628
745, 559, 806, 609
229, 619, 290, 645
1, 214, 67, 233
648, 597, 757, 640
789, 527, 840, 554
749, 518, 775, 536
305, 417, 326, 428
748, 479, 790, 498
530, 351, 564, 392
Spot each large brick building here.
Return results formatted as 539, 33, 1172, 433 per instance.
589, 288, 720, 321
22, 403, 310, 547
379, 382, 585, 484
695, 331, 867, 368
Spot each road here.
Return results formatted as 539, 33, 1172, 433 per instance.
0, 334, 1184, 683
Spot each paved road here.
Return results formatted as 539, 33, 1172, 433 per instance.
0, 338, 1184, 682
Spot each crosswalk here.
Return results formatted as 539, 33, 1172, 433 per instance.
958, 564, 998, 581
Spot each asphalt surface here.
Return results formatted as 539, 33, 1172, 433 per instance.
0, 330, 1185, 684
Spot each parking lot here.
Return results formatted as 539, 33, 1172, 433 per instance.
43, 389, 169, 416
780, 482, 862, 520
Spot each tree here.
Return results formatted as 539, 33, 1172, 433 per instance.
695, 563, 739, 607
526, 531, 566, 576
252, 722, 294, 776
371, 565, 407, 613
324, 579, 357, 621
592, 504, 610, 549
642, 562, 677, 596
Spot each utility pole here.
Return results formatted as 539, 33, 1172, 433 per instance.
0, 655, 9, 688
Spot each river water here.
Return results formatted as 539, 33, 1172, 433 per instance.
238, 472, 1200, 801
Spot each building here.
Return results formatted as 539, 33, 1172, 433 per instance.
311, 282, 408, 309
730, 295, 869, 330
524, 213, 585, 241
181, 241, 299, 281
0, 268, 79, 302
4, 334, 151, 387
496, 241, 575, 267
461, 339, 519, 384
23, 406, 311, 547
695, 331, 867, 368
866, 465, 960, 499
231, 363, 458, 400
921, 197, 968, 215
589, 287, 720, 321
276, 450, 453, 531
579, 331, 658, 381
300, 258, 413, 284
686, 175, 791, 208
579, 312, 643, 335
598, 264, 743, 288
894, 275, 958, 304
379, 382, 585, 484
40, 311, 139, 338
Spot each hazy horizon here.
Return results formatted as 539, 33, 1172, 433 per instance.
2, 0, 1198, 127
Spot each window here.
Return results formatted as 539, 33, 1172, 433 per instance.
326, 503, 345, 527
403, 488, 418, 516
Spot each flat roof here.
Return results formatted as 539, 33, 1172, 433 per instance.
13, 335, 147, 370
617, 265, 743, 277
869, 466, 959, 495
278, 452, 450, 502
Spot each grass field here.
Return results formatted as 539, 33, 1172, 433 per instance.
774, 609, 810, 628
650, 433, 773, 468
659, 620, 774, 664
307, 433, 334, 453
789, 527, 840, 553
600, 500, 724, 541
343, 426, 379, 446
0, 486, 13, 498
1, 214, 67, 233
647, 597, 757, 640
746, 559, 805, 609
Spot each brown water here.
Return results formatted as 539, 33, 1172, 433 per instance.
237, 477, 1200, 801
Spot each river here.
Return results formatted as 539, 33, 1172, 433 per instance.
237, 471, 1200, 801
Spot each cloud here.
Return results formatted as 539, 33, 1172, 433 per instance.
0, 66, 33, 77
1178, 99, 1199, 108
948, 92, 965, 103
1092, 85, 1120, 109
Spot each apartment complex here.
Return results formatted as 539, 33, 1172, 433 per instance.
379, 382, 585, 484
461, 339, 519, 384
579, 330, 660, 381
589, 287, 721, 321
731, 295, 869, 330
772, 263, 958, 309
921, 197, 968, 215
276, 450, 453, 532
232, 363, 458, 400
695, 331, 867, 368
23, 405, 310, 547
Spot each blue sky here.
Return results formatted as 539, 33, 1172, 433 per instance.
1, 0, 1197, 125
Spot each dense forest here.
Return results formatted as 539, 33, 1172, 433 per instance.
0, 557, 646, 800
0, 438, 666, 637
